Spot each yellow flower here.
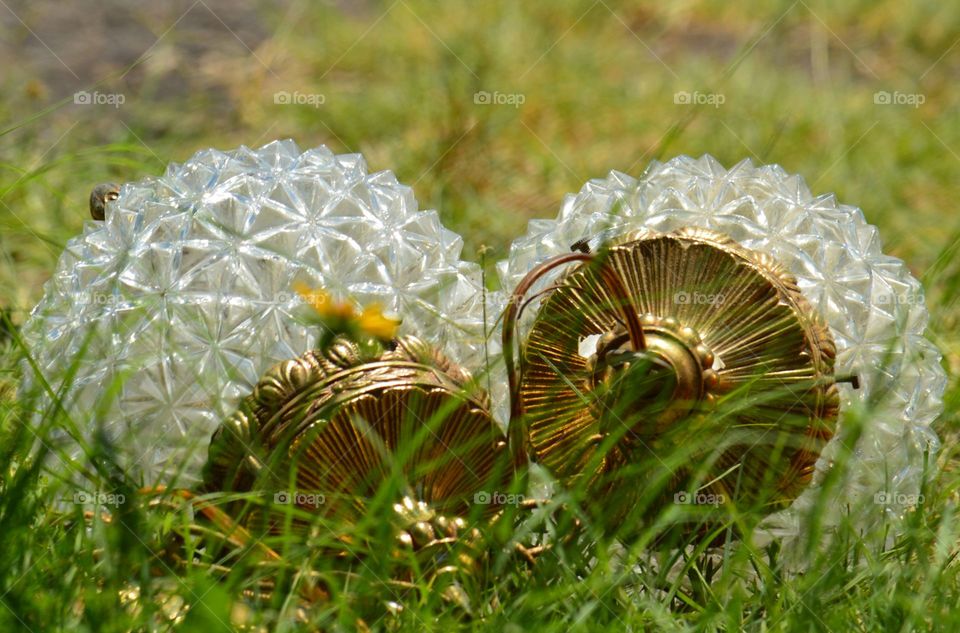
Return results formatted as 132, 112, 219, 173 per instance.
294, 282, 400, 340
358, 303, 401, 340
294, 282, 355, 320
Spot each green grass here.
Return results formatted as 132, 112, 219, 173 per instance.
2, 0, 960, 630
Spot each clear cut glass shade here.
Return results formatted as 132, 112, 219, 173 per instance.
497, 154, 946, 537
21, 140, 491, 486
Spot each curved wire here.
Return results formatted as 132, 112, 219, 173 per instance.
502, 249, 644, 470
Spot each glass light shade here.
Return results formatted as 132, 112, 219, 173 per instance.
22, 140, 490, 486
497, 155, 945, 537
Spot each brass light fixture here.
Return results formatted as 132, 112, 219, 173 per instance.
200, 332, 515, 611
503, 227, 843, 526
204, 334, 512, 525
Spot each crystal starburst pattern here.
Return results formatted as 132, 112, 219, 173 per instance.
498, 155, 945, 533
22, 140, 489, 485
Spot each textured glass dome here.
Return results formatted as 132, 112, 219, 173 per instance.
497, 155, 945, 536
22, 140, 490, 486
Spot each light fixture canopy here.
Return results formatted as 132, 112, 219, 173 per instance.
507, 227, 840, 526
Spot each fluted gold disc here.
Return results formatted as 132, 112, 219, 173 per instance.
519, 227, 839, 514
204, 335, 511, 522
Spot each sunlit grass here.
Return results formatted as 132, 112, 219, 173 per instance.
1, 0, 958, 630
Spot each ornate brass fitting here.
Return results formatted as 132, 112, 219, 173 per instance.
200, 334, 520, 612
204, 334, 512, 523
504, 227, 841, 524
587, 313, 720, 445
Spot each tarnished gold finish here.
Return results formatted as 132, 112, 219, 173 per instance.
198, 334, 530, 615
515, 227, 839, 517
204, 334, 512, 523
388, 496, 487, 608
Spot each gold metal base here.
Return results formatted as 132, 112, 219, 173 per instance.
203, 335, 512, 524
514, 227, 839, 518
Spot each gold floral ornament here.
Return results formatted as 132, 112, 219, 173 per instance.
293, 282, 401, 351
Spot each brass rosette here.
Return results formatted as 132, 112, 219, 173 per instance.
513, 227, 840, 521
203, 334, 512, 526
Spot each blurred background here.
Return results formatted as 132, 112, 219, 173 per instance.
1, 0, 958, 386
